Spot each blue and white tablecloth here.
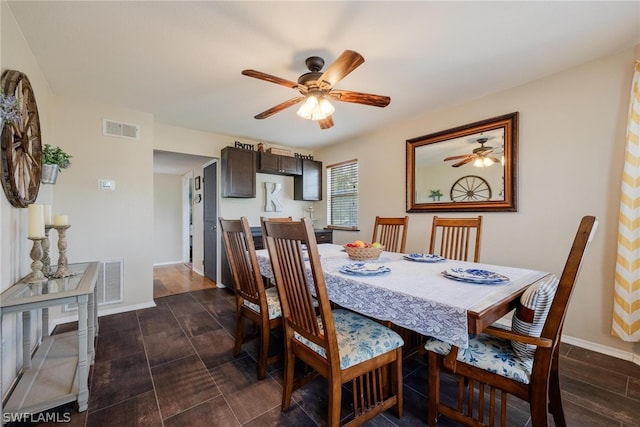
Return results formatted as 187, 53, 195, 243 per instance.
255, 244, 548, 348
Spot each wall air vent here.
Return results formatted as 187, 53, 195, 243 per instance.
64, 260, 124, 311
103, 119, 140, 140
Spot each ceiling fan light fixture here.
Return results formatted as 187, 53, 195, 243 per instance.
318, 97, 335, 117
473, 156, 495, 168
296, 94, 334, 120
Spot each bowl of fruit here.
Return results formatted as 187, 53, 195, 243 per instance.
344, 240, 385, 260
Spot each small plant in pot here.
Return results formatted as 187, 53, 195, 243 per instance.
429, 189, 443, 202
42, 144, 72, 184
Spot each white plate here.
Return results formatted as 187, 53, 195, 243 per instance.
442, 268, 509, 284
339, 263, 391, 276
403, 253, 446, 263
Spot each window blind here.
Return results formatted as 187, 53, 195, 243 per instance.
327, 160, 358, 229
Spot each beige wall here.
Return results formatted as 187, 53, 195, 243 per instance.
50, 96, 155, 311
153, 173, 183, 264
1, 2, 56, 397
315, 47, 639, 359
0, 2, 54, 289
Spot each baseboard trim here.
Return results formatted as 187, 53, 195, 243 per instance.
98, 301, 157, 317
153, 261, 185, 266
49, 301, 157, 333
561, 335, 639, 365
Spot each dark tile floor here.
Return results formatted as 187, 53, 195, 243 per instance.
36, 287, 640, 426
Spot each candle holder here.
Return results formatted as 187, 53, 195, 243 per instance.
52, 224, 72, 278
27, 237, 47, 283
307, 205, 314, 224
42, 225, 53, 277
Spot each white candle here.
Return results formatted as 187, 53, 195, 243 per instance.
53, 215, 69, 226
28, 204, 45, 238
43, 204, 53, 225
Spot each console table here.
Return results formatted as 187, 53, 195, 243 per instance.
0, 262, 99, 417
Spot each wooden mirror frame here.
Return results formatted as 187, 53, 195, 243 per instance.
406, 112, 518, 212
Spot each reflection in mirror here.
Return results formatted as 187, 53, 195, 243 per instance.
407, 112, 518, 212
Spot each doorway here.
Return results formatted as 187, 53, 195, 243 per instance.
153, 150, 216, 297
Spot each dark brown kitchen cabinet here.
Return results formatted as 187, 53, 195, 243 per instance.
258, 152, 302, 175
221, 147, 256, 198
294, 159, 323, 201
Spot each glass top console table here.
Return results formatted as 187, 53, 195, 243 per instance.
1, 262, 100, 417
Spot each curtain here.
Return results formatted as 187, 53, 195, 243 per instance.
612, 60, 640, 342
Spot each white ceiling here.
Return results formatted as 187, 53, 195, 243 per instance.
7, 1, 640, 152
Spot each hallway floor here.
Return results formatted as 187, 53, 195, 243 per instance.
152, 263, 216, 298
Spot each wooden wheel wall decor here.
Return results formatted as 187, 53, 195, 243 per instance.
1, 70, 42, 208
450, 175, 492, 202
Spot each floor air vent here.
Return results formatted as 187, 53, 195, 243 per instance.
103, 119, 140, 140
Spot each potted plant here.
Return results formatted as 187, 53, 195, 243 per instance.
42, 144, 72, 184
429, 189, 443, 202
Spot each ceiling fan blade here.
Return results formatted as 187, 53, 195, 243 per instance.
452, 157, 474, 167
318, 116, 334, 129
327, 90, 390, 108
488, 156, 501, 163
317, 50, 365, 89
241, 69, 299, 89
254, 97, 305, 119
444, 154, 471, 162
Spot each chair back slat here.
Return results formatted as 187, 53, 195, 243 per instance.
372, 216, 409, 253
263, 218, 338, 354
429, 216, 482, 262
219, 217, 262, 306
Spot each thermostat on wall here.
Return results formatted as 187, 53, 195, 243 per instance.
98, 179, 116, 191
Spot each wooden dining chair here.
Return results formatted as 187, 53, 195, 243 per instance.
424, 215, 598, 427
371, 216, 409, 253
260, 217, 293, 286
262, 217, 404, 426
429, 215, 482, 262
218, 216, 282, 380
260, 216, 293, 241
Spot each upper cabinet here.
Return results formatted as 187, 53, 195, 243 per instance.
294, 159, 323, 201
258, 152, 302, 175
221, 147, 256, 198
221, 146, 322, 200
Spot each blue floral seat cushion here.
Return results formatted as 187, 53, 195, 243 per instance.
424, 333, 534, 384
295, 309, 404, 370
243, 286, 281, 320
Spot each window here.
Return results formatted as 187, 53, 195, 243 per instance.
327, 159, 358, 230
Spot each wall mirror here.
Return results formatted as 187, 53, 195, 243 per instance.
406, 112, 518, 212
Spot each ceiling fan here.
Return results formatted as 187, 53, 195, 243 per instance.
241, 50, 390, 129
444, 137, 500, 168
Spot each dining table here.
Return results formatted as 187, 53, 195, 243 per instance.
255, 244, 550, 349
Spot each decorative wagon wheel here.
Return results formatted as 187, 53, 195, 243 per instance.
450, 175, 491, 202
1, 70, 42, 208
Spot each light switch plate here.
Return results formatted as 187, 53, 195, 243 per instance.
98, 179, 116, 191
